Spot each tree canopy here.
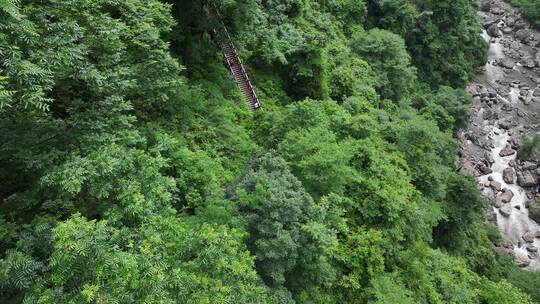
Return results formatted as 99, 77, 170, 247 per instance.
0, 0, 536, 303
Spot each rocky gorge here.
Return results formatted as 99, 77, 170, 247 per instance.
460, 0, 540, 269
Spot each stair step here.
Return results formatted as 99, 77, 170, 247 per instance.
213, 22, 260, 110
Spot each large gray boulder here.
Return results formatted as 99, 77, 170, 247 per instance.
529, 200, 540, 223
522, 161, 538, 170
500, 144, 516, 157
483, 109, 498, 120
488, 23, 501, 37
490, 181, 502, 191
500, 204, 513, 217
523, 57, 536, 68
500, 188, 514, 203
517, 170, 537, 187
523, 231, 536, 243
478, 163, 493, 175
515, 255, 531, 267
503, 167, 515, 183
499, 58, 515, 69
516, 29, 532, 43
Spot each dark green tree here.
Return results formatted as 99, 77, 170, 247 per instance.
229, 153, 336, 301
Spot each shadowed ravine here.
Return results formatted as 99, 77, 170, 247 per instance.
460, 0, 540, 269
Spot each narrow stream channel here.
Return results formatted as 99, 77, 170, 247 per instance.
460, 0, 540, 269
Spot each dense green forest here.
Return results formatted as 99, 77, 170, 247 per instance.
0, 0, 538, 303
508, 0, 540, 27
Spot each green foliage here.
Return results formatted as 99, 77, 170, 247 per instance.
19, 214, 272, 303
518, 134, 540, 159
41, 143, 176, 225
433, 86, 473, 131
367, 274, 416, 304
325, 43, 378, 102
0, 251, 45, 291
367, 0, 487, 88
350, 28, 416, 101
0, 0, 536, 303
509, 0, 540, 27
278, 127, 355, 197
229, 153, 336, 300
168, 146, 228, 210
396, 243, 533, 304
506, 266, 540, 303
346, 137, 442, 244
386, 109, 456, 201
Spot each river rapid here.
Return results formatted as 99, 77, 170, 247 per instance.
460, 0, 540, 269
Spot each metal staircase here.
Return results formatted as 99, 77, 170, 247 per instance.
207, 1, 261, 111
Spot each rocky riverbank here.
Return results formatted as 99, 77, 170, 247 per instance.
459, 0, 540, 269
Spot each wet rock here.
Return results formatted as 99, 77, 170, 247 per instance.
478, 163, 493, 175
500, 204, 513, 217
514, 19, 528, 31
523, 231, 535, 243
486, 208, 497, 224
522, 57, 536, 68
528, 200, 540, 223
516, 29, 532, 43
491, 7, 504, 15
502, 27, 513, 34
516, 255, 531, 267
499, 58, 515, 69
527, 245, 538, 252
468, 85, 481, 97
503, 238, 515, 249
482, 16, 500, 28
499, 144, 516, 157
499, 120, 513, 130
503, 167, 515, 184
500, 188, 514, 203
488, 175, 494, 181
506, 15, 517, 27
501, 103, 514, 111
535, 231, 540, 238
459, 161, 478, 177
486, 152, 494, 164
517, 170, 537, 187
522, 161, 538, 170
490, 181, 502, 191
483, 109, 498, 120
509, 138, 518, 149
515, 205, 521, 210
465, 132, 480, 145
494, 197, 504, 208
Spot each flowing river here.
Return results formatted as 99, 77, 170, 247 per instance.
460, 0, 540, 269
